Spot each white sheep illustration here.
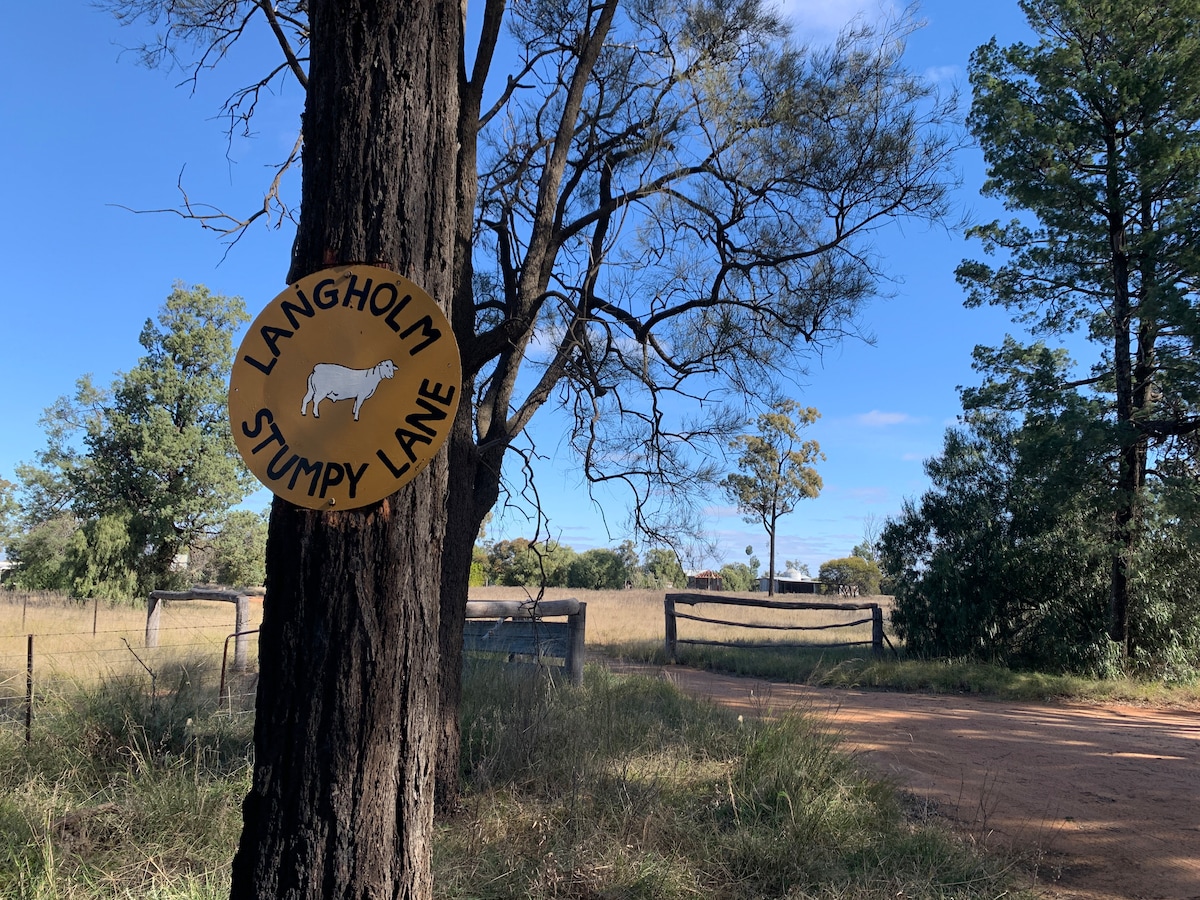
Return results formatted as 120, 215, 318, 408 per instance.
301, 359, 397, 422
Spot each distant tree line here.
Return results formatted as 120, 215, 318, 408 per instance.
473, 535, 884, 598
472, 538, 685, 591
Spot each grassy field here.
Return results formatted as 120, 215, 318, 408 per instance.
8, 584, 1195, 711
7, 584, 1198, 708
0, 584, 1186, 896
468, 586, 1200, 707
468, 585, 888, 651
0, 590, 263, 684
0, 654, 1032, 899
4, 583, 877, 700
0, 586, 1040, 898
0, 591, 264, 738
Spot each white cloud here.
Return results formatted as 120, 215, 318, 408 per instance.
855, 410, 913, 427
923, 64, 961, 85
770, 0, 898, 40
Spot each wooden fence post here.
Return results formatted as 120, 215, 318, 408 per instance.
567, 602, 587, 686
871, 604, 884, 658
664, 595, 677, 663
26, 634, 33, 744
145, 594, 162, 648
234, 594, 250, 671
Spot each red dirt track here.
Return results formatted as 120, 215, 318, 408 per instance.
625, 664, 1200, 900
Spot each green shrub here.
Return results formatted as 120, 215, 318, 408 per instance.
817, 556, 882, 596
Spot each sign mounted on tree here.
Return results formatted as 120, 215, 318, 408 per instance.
229, 265, 461, 510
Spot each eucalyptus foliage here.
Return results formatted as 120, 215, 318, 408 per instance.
639, 546, 687, 589
718, 561, 757, 592
817, 556, 881, 596
722, 400, 823, 595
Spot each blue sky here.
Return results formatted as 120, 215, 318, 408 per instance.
1, 0, 1039, 572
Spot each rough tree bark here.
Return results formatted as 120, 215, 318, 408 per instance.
434, 16, 487, 810
229, 1, 461, 897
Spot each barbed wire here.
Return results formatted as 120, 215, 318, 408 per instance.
0, 600, 261, 643
0, 630, 250, 646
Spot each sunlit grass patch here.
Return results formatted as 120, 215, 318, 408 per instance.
0, 653, 1031, 899
0, 653, 253, 899
441, 662, 1032, 899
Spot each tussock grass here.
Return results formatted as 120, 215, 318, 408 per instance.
0, 655, 1030, 899
807, 655, 1200, 707
0, 653, 253, 899
441, 661, 1031, 899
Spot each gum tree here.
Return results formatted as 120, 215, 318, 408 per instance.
225, 2, 460, 897
721, 401, 823, 596
103, 1, 960, 891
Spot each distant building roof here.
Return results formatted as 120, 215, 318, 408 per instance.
776, 569, 812, 581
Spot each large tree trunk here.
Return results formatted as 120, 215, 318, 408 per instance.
433, 299, 510, 806
435, 411, 505, 808
434, 36, 485, 811
435, 409, 477, 811
230, 2, 461, 897
1106, 144, 1135, 655
1110, 302, 1135, 653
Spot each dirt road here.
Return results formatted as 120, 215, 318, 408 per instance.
625, 664, 1200, 900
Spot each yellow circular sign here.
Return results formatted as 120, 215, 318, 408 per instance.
228, 265, 461, 510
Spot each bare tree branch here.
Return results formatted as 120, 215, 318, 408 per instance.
110, 134, 300, 256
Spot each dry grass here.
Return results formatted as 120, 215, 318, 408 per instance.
468, 585, 891, 650
0, 590, 1033, 899
2, 584, 883, 696
0, 590, 263, 689
0, 656, 1028, 900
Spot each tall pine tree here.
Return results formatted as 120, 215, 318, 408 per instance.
958, 0, 1200, 654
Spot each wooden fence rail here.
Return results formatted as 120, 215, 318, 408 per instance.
144, 592, 586, 684
463, 598, 586, 685
146, 588, 253, 671
664, 592, 883, 663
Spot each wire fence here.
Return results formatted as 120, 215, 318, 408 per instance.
0, 590, 261, 740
